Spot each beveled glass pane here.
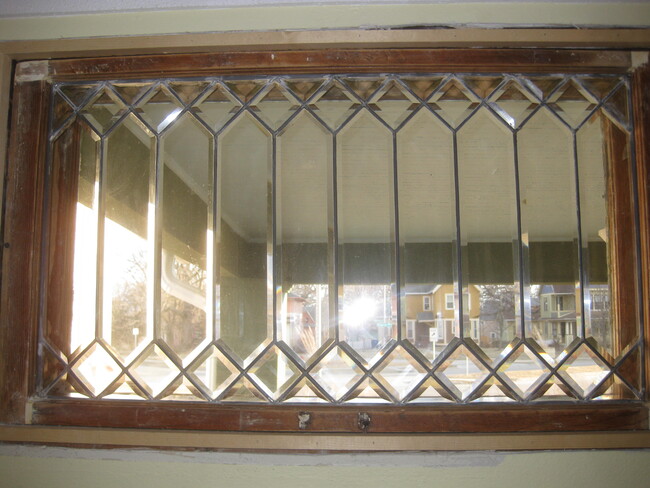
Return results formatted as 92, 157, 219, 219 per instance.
250, 83, 300, 130
70, 342, 121, 397
497, 344, 551, 400
488, 79, 539, 129
217, 112, 272, 363
248, 346, 300, 399
518, 107, 580, 360
310, 347, 363, 401
548, 79, 597, 129
276, 112, 332, 362
186, 345, 239, 400
310, 80, 359, 130
80, 87, 126, 134
136, 85, 183, 132
49, 122, 99, 357
369, 80, 419, 129
557, 344, 610, 398
428, 78, 480, 129
437, 344, 489, 401
192, 83, 242, 132
374, 346, 427, 401
577, 110, 637, 359
129, 344, 182, 399
160, 114, 212, 360
397, 110, 457, 362
458, 109, 519, 362
103, 115, 154, 360
337, 111, 397, 364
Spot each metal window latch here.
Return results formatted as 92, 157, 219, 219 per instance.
357, 412, 371, 433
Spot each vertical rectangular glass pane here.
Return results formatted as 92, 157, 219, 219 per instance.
337, 111, 396, 364
458, 109, 519, 361
160, 114, 212, 361
518, 107, 580, 360
398, 110, 456, 362
217, 112, 272, 363
277, 112, 332, 362
103, 116, 154, 360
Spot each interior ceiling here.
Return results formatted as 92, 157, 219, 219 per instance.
0, 0, 637, 18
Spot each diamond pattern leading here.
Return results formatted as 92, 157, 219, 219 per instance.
557, 343, 610, 398
436, 344, 489, 401
428, 78, 480, 129
80, 87, 127, 134
373, 345, 427, 401
249, 83, 300, 130
248, 346, 301, 399
310, 81, 359, 130
547, 79, 598, 129
186, 344, 239, 400
135, 85, 183, 133
488, 80, 539, 129
497, 344, 550, 399
311, 347, 364, 401
369, 80, 419, 129
192, 83, 242, 132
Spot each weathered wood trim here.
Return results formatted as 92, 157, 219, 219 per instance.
2, 424, 650, 452
632, 61, 650, 400
44, 49, 632, 81
0, 78, 50, 423
30, 400, 648, 433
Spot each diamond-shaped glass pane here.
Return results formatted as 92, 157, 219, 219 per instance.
428, 79, 480, 128
369, 80, 419, 129
168, 81, 211, 106
437, 345, 489, 400
558, 344, 611, 398
192, 84, 241, 131
489, 80, 539, 128
70, 343, 121, 396
311, 347, 364, 400
130, 344, 182, 398
250, 84, 300, 130
249, 346, 301, 398
548, 80, 598, 128
80, 88, 126, 134
310, 81, 359, 130
187, 345, 239, 399
374, 346, 427, 400
136, 86, 183, 132
498, 344, 550, 399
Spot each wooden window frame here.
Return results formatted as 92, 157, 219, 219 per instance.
1, 38, 650, 450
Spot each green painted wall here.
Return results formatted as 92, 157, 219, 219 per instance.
1, 446, 650, 488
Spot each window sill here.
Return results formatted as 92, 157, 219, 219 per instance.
1, 424, 650, 452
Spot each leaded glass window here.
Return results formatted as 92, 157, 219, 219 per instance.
40, 72, 641, 404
